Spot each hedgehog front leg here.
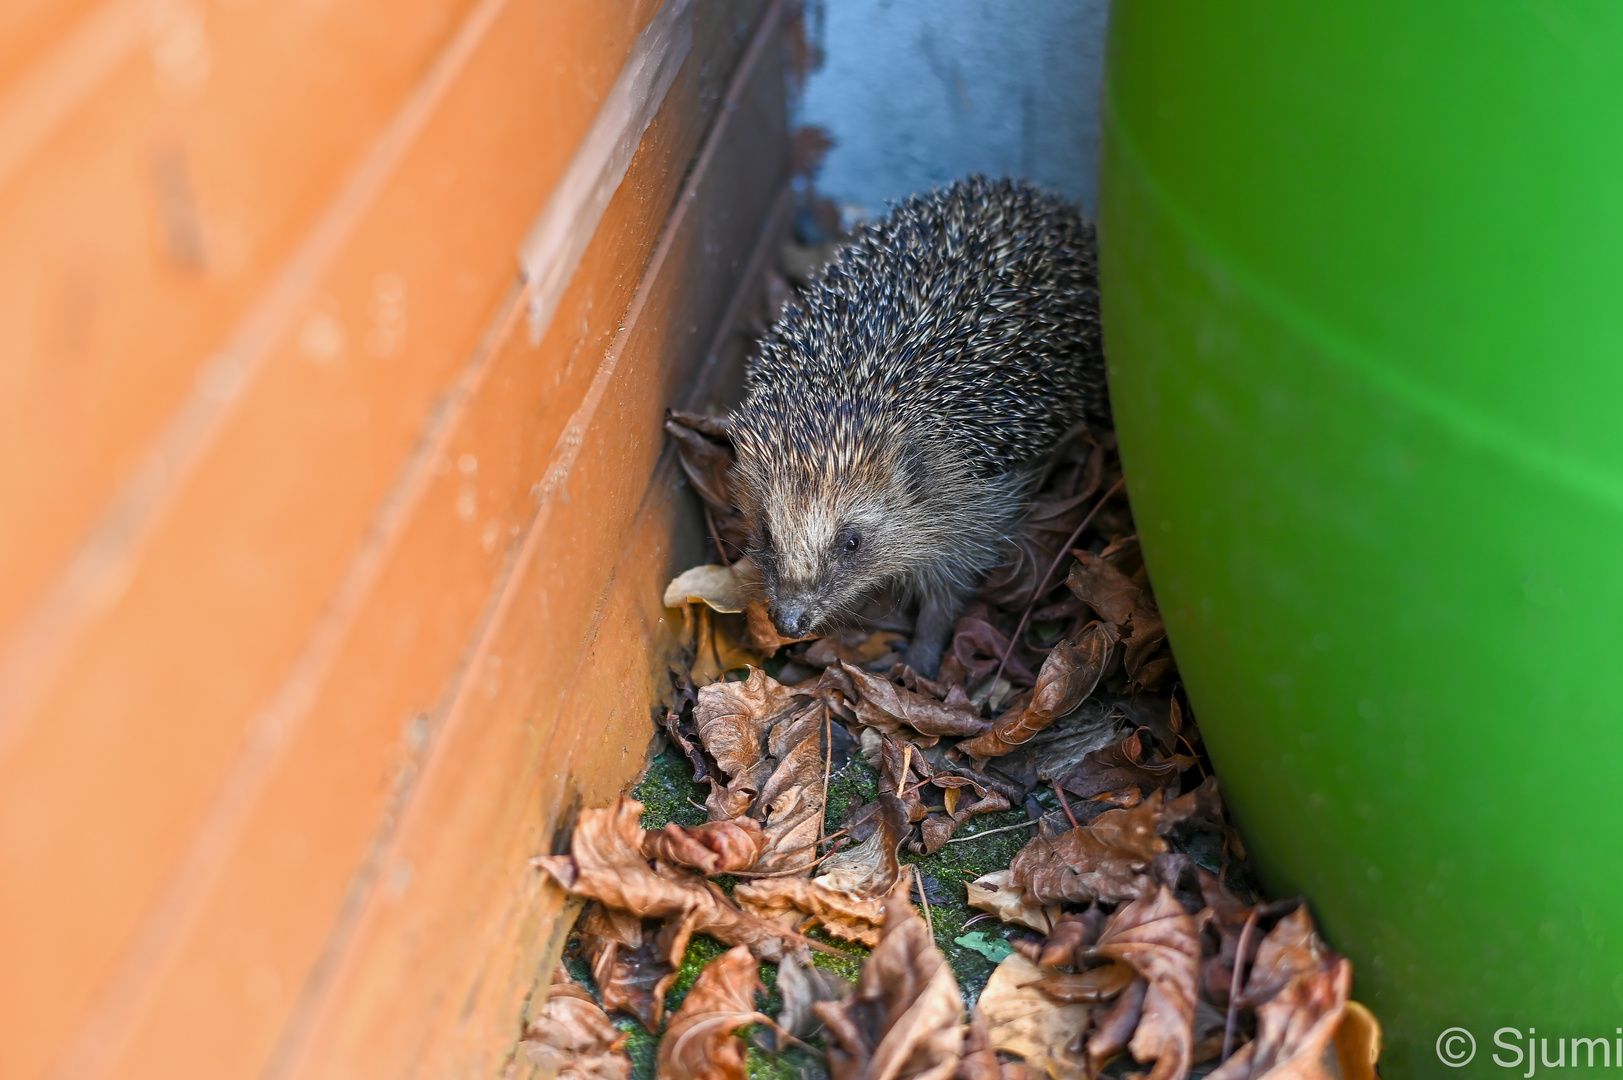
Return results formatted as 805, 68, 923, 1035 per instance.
905, 587, 961, 677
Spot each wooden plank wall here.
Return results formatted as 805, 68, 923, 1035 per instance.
0, 0, 792, 1077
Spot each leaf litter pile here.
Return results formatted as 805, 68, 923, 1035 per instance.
521, 417, 1383, 1080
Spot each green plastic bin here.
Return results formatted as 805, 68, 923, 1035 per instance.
1100, 4, 1623, 1077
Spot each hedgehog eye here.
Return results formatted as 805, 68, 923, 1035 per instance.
839, 527, 861, 554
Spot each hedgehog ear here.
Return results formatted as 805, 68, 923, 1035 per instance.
899, 439, 929, 495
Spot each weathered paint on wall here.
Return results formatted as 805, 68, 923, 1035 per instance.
799, 0, 1110, 217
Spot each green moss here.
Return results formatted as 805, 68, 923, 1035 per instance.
663, 934, 729, 1015
902, 799, 1037, 1004
617, 1019, 659, 1080
633, 745, 710, 832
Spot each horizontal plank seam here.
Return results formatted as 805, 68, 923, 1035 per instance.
0, 0, 512, 761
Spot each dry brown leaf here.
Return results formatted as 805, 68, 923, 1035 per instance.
956, 1009, 1002, 1080
1055, 730, 1192, 800
664, 415, 736, 512
959, 622, 1116, 758
976, 954, 1091, 1080
641, 818, 765, 875
1242, 906, 1331, 1005
1335, 1001, 1383, 1080
532, 796, 794, 960
744, 599, 815, 653
815, 886, 964, 1080
817, 792, 910, 897
1085, 976, 1147, 1071
734, 876, 888, 946
840, 662, 992, 738
1030, 909, 1104, 969
656, 944, 768, 1080
521, 966, 631, 1080
690, 670, 827, 872
1066, 551, 1142, 627
693, 667, 801, 817
1092, 885, 1201, 1080
944, 615, 1037, 688
1202, 907, 1381, 1080
578, 904, 677, 1030
1207, 959, 1357, 1080
773, 952, 851, 1046
753, 701, 829, 873
1008, 799, 1169, 906
1032, 962, 1137, 1003
965, 869, 1060, 934
665, 563, 753, 613
681, 601, 763, 690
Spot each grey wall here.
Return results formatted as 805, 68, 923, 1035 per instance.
797, 0, 1111, 220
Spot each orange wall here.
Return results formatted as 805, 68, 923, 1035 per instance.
0, 1, 790, 1077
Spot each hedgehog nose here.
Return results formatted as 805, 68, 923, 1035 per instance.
774, 602, 813, 638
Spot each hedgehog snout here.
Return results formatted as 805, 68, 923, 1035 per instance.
771, 596, 816, 638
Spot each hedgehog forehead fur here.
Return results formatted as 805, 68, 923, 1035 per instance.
729, 176, 1107, 639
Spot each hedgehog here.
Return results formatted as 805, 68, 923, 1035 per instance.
728, 176, 1109, 676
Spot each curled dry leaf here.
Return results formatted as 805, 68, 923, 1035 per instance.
579, 903, 678, 1030
1033, 909, 1105, 969
959, 622, 1117, 758
1055, 729, 1192, 800
521, 966, 631, 1080
691, 669, 829, 871
815, 886, 965, 1080
1009, 803, 1165, 906
944, 615, 1036, 688
840, 662, 991, 738
1205, 905, 1379, 1080
734, 876, 888, 946
772, 952, 852, 1047
956, 1009, 1002, 1080
1241, 906, 1330, 1005
744, 599, 814, 653
965, 869, 1060, 934
1092, 885, 1202, 1080
532, 796, 794, 960
1334, 1001, 1383, 1080
1032, 962, 1137, 1004
1086, 976, 1148, 1072
664, 415, 735, 511
642, 818, 765, 875
817, 792, 910, 897
975, 954, 1091, 1080
656, 944, 768, 1080
1065, 551, 1142, 627
664, 564, 753, 614
1206, 959, 1358, 1080
693, 667, 799, 817
755, 702, 831, 872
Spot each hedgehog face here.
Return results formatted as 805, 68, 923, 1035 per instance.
744, 446, 932, 638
